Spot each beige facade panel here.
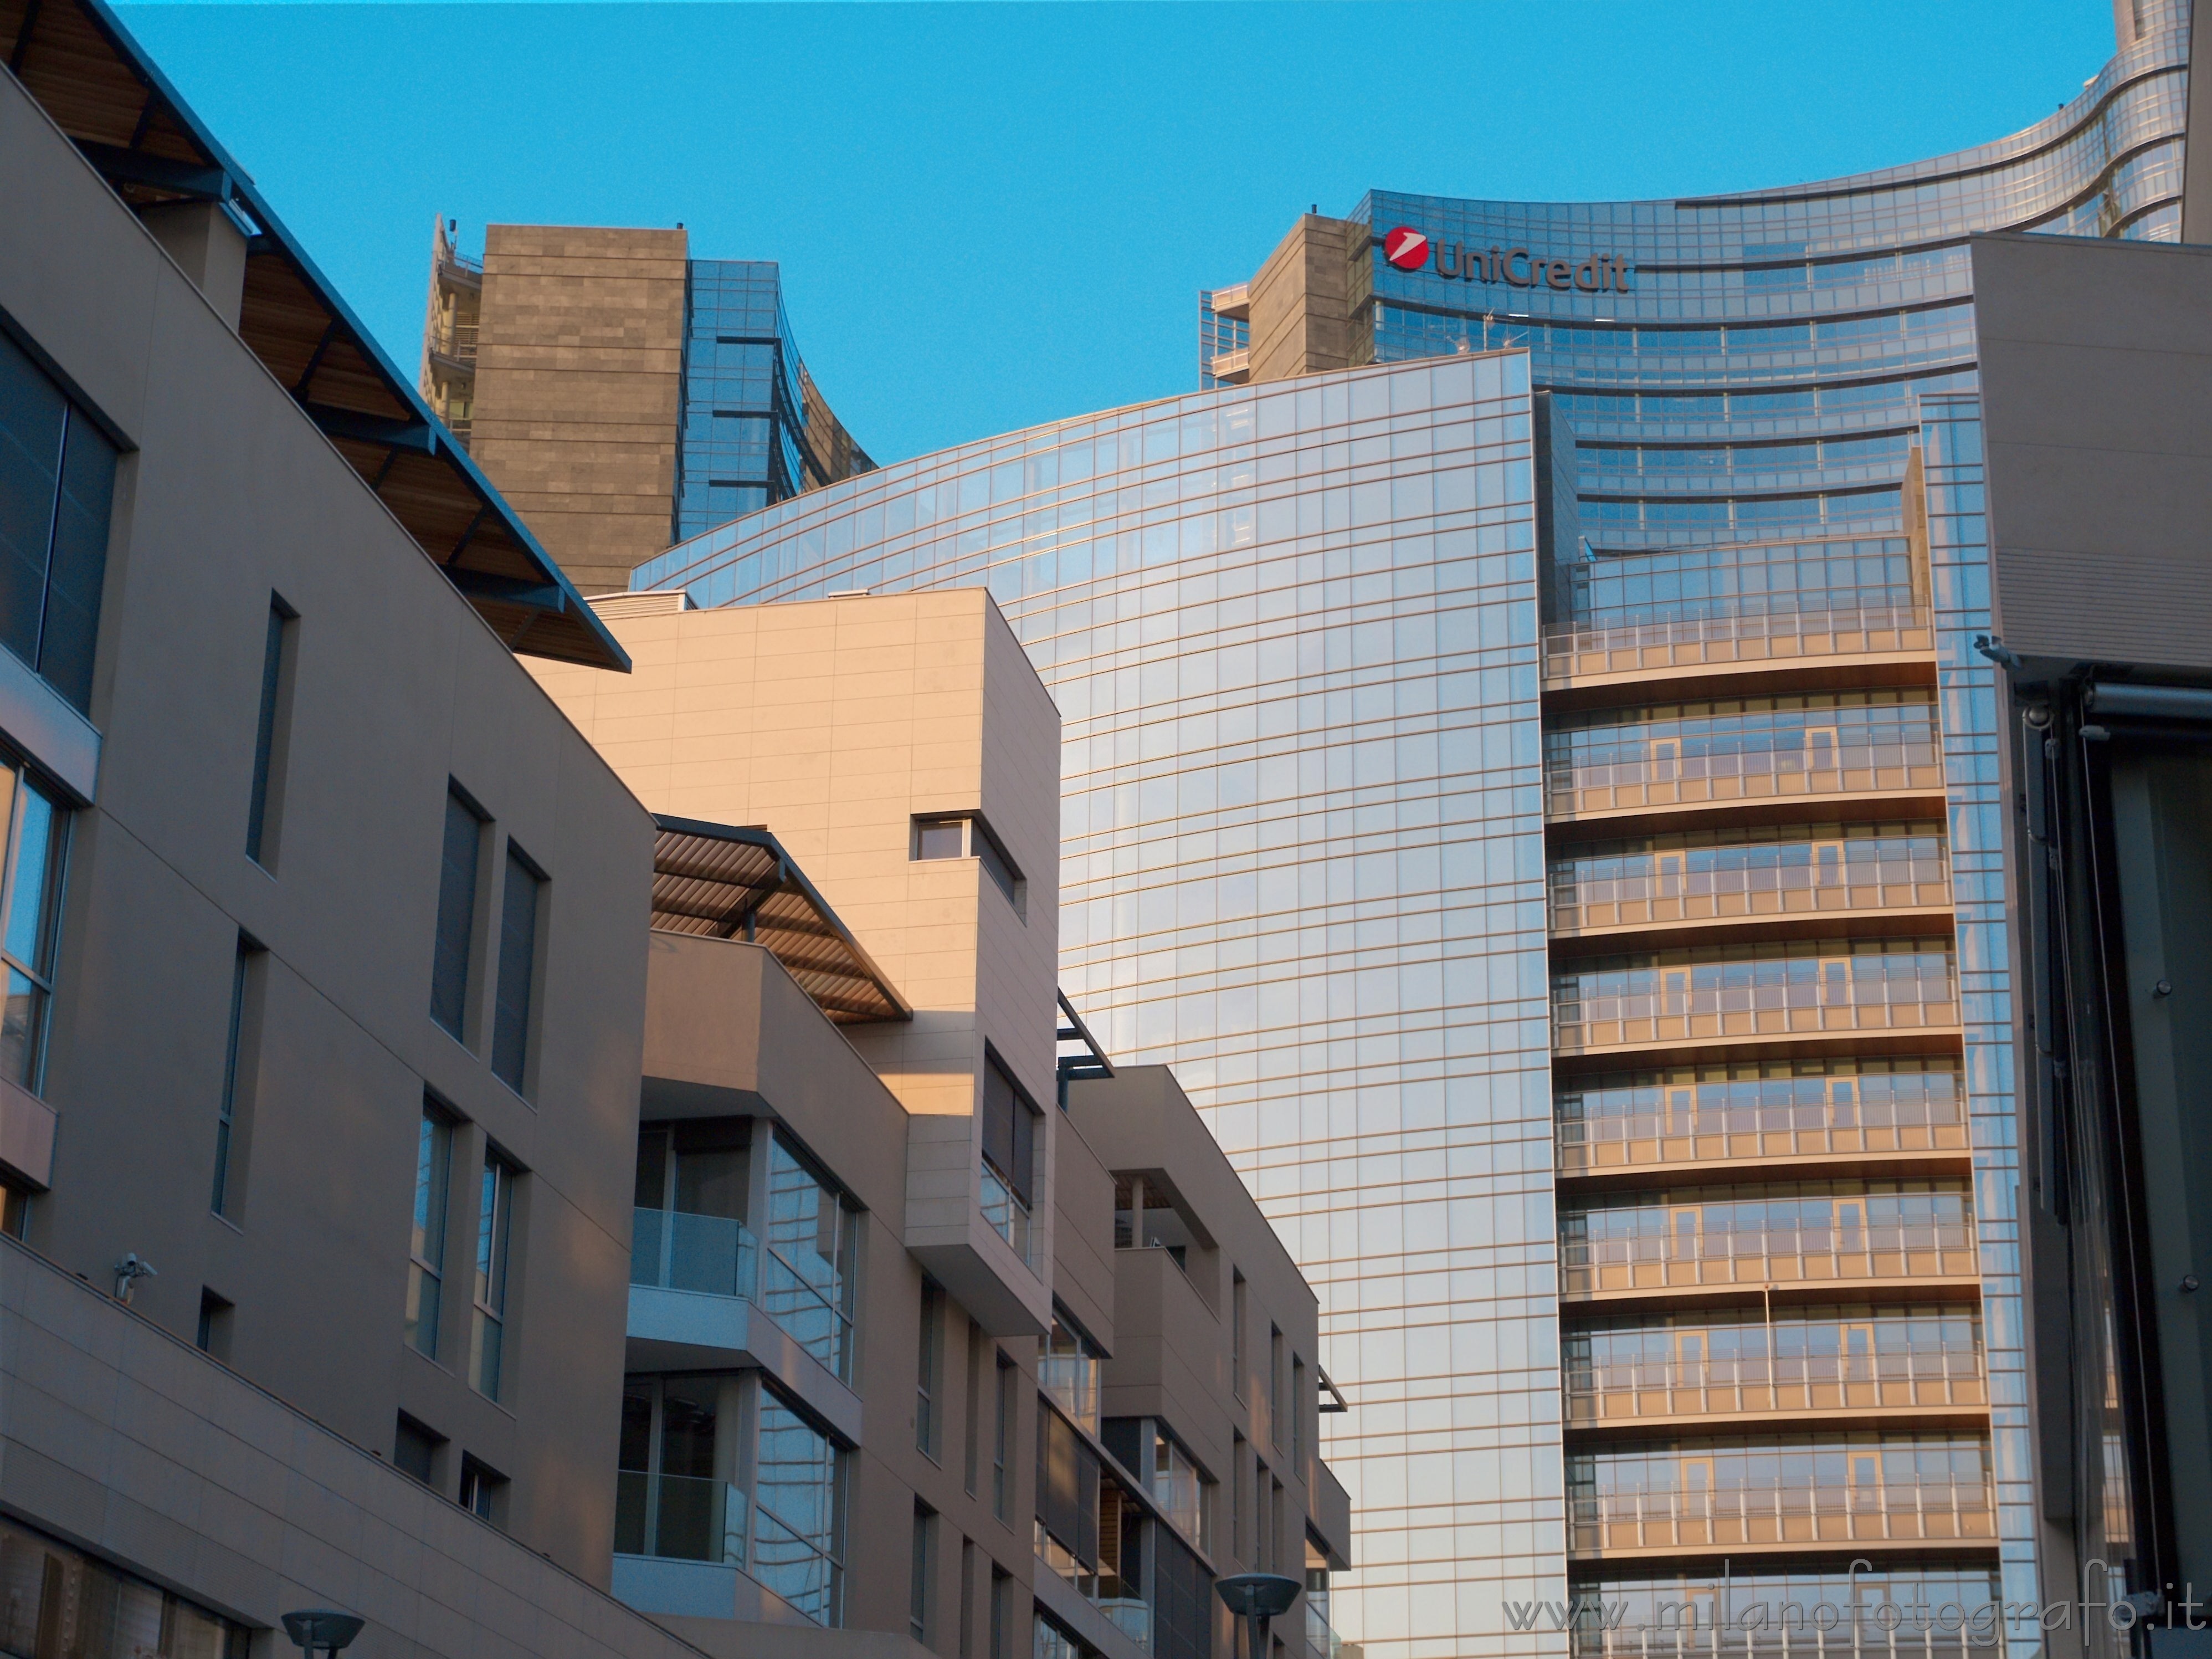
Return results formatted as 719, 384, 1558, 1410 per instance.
1248, 213, 1361, 385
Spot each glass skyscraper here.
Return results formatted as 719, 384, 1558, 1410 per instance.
631, 8, 2190, 1658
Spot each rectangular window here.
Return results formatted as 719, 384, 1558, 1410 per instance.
1231, 1272, 1247, 1400
992, 1350, 1014, 1520
491, 843, 541, 1092
911, 813, 1023, 911
910, 1502, 935, 1642
470, 1151, 515, 1399
1291, 1355, 1306, 1466
755, 1383, 846, 1625
762, 1130, 861, 1381
964, 1320, 983, 1496
1254, 1458, 1271, 1573
0, 760, 65, 1092
959, 1537, 977, 1658
430, 787, 481, 1039
209, 935, 261, 1218
394, 1413, 441, 1485
244, 596, 295, 866
1270, 1325, 1285, 1451
1231, 1431, 1246, 1560
987, 1567, 1009, 1659
0, 326, 117, 714
406, 1104, 452, 1358
917, 1278, 943, 1458
979, 1055, 1038, 1259
459, 1455, 507, 1525
196, 1289, 233, 1361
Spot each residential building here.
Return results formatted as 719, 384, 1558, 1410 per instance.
529, 590, 1353, 1659
420, 223, 873, 595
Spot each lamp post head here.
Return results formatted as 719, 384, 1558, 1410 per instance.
281, 1611, 365, 1657
1216, 1573, 1302, 1621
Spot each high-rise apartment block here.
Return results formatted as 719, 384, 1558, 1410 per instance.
422, 222, 873, 595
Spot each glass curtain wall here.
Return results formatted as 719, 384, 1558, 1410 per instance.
636, 351, 1563, 1651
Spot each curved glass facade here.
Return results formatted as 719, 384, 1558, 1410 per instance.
632, 14, 2187, 1659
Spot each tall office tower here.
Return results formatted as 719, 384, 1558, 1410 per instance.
629, 7, 2193, 1659
419, 223, 873, 594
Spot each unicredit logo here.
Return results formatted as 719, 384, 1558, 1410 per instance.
1382, 226, 1430, 271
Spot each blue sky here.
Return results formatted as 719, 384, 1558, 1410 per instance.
117, 1, 2116, 465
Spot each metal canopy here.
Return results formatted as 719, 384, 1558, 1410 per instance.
651, 817, 909, 1026
0, 0, 629, 674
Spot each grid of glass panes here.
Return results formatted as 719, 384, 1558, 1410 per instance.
676, 260, 808, 541
635, 351, 1562, 1659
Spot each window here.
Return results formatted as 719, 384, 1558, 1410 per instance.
1254, 1459, 1272, 1573
0, 326, 117, 714
1231, 1272, 1246, 1400
992, 1350, 1014, 1520
912, 813, 1024, 912
491, 843, 541, 1092
617, 1373, 742, 1564
459, 1456, 507, 1525
0, 758, 66, 1090
196, 1289, 233, 1361
209, 935, 261, 1218
1, 1181, 26, 1240
394, 1413, 441, 1485
988, 1566, 1010, 1659
1151, 1426, 1206, 1548
405, 1104, 452, 1358
430, 787, 482, 1039
918, 1278, 944, 1458
761, 1130, 860, 1381
755, 1384, 846, 1625
470, 1151, 515, 1399
0, 1512, 249, 1659
244, 596, 295, 866
632, 1119, 753, 1297
1230, 1431, 1246, 1559
1039, 1311, 1102, 1433
964, 1320, 984, 1496
1291, 1355, 1306, 1466
959, 1537, 977, 1658
910, 1502, 935, 1642
1269, 1325, 1284, 1451
981, 1054, 1038, 1262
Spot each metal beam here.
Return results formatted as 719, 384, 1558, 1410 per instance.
443, 569, 566, 612
292, 318, 339, 398
305, 403, 436, 455
78, 140, 227, 202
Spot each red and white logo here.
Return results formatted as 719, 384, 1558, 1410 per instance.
1382, 226, 1430, 271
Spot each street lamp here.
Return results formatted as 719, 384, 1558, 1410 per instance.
1217, 1573, 1301, 1659
281, 1611, 365, 1659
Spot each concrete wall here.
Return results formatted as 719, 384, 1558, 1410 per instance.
473, 225, 689, 595
0, 63, 654, 1582
1974, 232, 2212, 674
1248, 215, 1359, 386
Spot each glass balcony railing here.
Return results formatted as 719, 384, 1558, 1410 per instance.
981, 1161, 1036, 1268
632, 1206, 758, 1299
1556, 1063, 1968, 1176
615, 1469, 748, 1565
1544, 695, 1944, 820
1562, 1186, 1978, 1298
1568, 1438, 1995, 1554
1552, 942, 1958, 1055
1037, 1529, 1152, 1647
1543, 605, 1936, 684
1566, 1345, 1985, 1424
1548, 828, 1949, 936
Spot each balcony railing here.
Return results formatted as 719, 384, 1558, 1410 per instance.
1553, 950, 1959, 1056
1566, 1346, 1985, 1424
1546, 728, 1945, 820
615, 1469, 747, 1564
1543, 606, 1936, 684
1562, 1217, 1978, 1298
1549, 842, 1950, 936
633, 1206, 758, 1299
427, 321, 478, 366
1558, 1095, 1969, 1175
1568, 1477, 1994, 1554
981, 1160, 1036, 1268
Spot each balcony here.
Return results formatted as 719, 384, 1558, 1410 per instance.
1566, 1343, 1985, 1428
614, 1472, 841, 1626
1206, 347, 1251, 384
981, 1159, 1037, 1268
1543, 606, 1936, 694
618, 1469, 747, 1565
1548, 826, 1950, 947
427, 320, 478, 368
1544, 698, 1944, 827
627, 1207, 862, 1442
1557, 1063, 1969, 1181
1551, 941, 1959, 1061
1562, 1187, 1978, 1302
1567, 1437, 1995, 1559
